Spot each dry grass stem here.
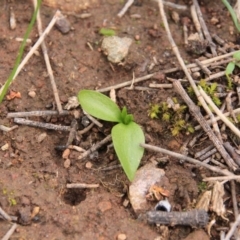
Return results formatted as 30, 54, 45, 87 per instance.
190, 4, 203, 39
195, 108, 240, 130
78, 135, 112, 160
66, 183, 99, 188
7, 110, 69, 118
0, 10, 61, 95
1, 223, 18, 240
193, 0, 217, 56
141, 143, 235, 177
117, 0, 134, 18
33, 0, 63, 113
14, 118, 71, 131
223, 214, 240, 240
199, 87, 240, 138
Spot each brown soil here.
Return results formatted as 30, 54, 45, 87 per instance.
0, 0, 238, 239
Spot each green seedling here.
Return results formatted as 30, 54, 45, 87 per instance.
0, 0, 42, 103
225, 51, 240, 89
188, 79, 221, 106
221, 0, 240, 32
148, 98, 194, 136
99, 28, 116, 36
78, 90, 145, 181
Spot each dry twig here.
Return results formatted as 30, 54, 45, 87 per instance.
141, 143, 235, 177
14, 118, 70, 131
224, 214, 240, 240
7, 110, 69, 118
66, 183, 99, 188
78, 135, 112, 160
33, 0, 63, 113
1, 223, 17, 240
0, 11, 61, 95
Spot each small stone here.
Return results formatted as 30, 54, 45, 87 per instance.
117, 234, 127, 240
85, 161, 93, 169
122, 199, 129, 207
55, 13, 71, 34
171, 11, 179, 24
1, 143, 9, 151
101, 36, 132, 63
210, 17, 219, 25
28, 91, 36, 98
97, 201, 112, 212
64, 158, 71, 168
37, 133, 47, 143
135, 35, 140, 41
62, 149, 70, 159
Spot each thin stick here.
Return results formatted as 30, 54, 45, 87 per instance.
98, 73, 154, 92
190, 4, 204, 40
149, 83, 172, 88
83, 111, 103, 128
195, 108, 240, 130
230, 180, 238, 220
223, 214, 240, 240
193, 0, 217, 56
33, 0, 63, 113
0, 125, 18, 132
78, 122, 94, 135
199, 87, 240, 139
0, 207, 12, 221
157, 0, 238, 171
140, 143, 235, 177
117, 0, 134, 18
1, 223, 17, 240
204, 176, 240, 181
66, 183, 99, 188
98, 51, 239, 93
162, 0, 187, 10
78, 134, 112, 160
7, 110, 69, 118
14, 117, 71, 131
195, 59, 211, 76
0, 11, 61, 94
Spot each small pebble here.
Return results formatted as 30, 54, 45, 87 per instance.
135, 35, 140, 41
64, 158, 71, 168
28, 91, 36, 98
37, 133, 47, 143
117, 233, 127, 240
1, 143, 9, 151
62, 149, 70, 159
55, 14, 71, 34
122, 199, 129, 207
97, 201, 112, 212
85, 161, 93, 169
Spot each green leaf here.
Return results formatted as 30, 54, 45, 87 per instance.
233, 51, 240, 60
112, 122, 145, 181
226, 62, 235, 76
99, 28, 116, 36
78, 90, 122, 122
221, 0, 240, 32
120, 107, 133, 124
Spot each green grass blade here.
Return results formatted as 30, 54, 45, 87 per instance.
221, 0, 240, 32
78, 90, 122, 122
0, 0, 42, 103
112, 122, 145, 181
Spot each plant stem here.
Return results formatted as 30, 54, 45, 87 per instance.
0, 0, 42, 103
221, 0, 240, 32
